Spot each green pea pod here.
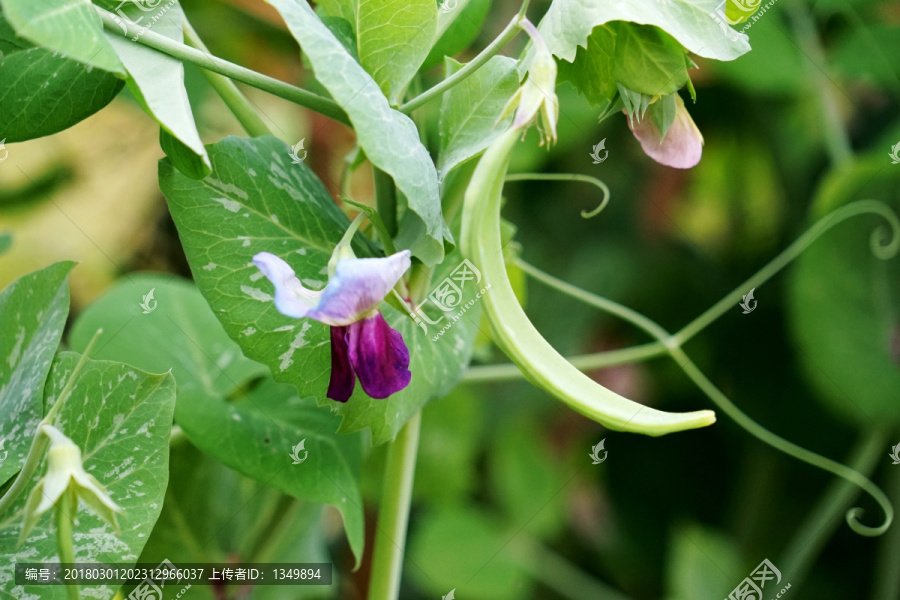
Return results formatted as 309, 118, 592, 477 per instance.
461, 127, 716, 436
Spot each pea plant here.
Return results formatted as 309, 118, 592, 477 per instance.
0, 0, 898, 599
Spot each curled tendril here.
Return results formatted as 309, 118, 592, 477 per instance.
516, 199, 900, 536
504, 173, 611, 218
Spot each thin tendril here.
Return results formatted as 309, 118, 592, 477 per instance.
516, 197, 900, 536
505, 173, 611, 218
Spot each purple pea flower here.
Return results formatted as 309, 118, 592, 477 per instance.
253, 249, 412, 402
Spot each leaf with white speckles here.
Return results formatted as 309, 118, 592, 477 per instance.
0, 352, 175, 599
69, 275, 366, 567
160, 135, 479, 444
0, 262, 72, 488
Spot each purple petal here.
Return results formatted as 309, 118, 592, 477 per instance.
307, 250, 412, 326
327, 326, 355, 403
252, 252, 322, 318
628, 95, 704, 169
347, 313, 411, 399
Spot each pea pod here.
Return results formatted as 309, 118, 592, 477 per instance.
461, 127, 716, 436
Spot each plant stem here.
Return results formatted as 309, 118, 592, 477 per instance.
94, 6, 350, 126
367, 411, 421, 600
398, 3, 528, 114
787, 0, 853, 166
779, 430, 887, 587
0, 333, 101, 516
373, 168, 398, 237
246, 495, 299, 563
509, 535, 635, 600
56, 489, 80, 600
182, 21, 272, 138
463, 342, 666, 382
517, 259, 894, 536
673, 200, 900, 347
516, 260, 674, 344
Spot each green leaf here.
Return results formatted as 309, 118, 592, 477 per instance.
649, 93, 678, 141
437, 55, 519, 179
0, 13, 123, 143
422, 0, 492, 70
266, 0, 448, 267
0, 0, 124, 75
97, 0, 210, 177
0, 232, 11, 255
557, 25, 616, 108
0, 352, 176, 599
535, 0, 750, 64
139, 444, 332, 591
160, 135, 478, 442
160, 135, 365, 394
609, 22, 689, 96
69, 274, 268, 399
409, 507, 530, 600
0, 262, 72, 487
356, 0, 436, 104
176, 378, 366, 568
68, 272, 366, 565
787, 160, 900, 426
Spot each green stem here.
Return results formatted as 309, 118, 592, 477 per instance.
373, 168, 398, 237
182, 21, 272, 138
464, 342, 665, 382
367, 411, 421, 600
779, 430, 887, 587
787, 0, 853, 166
56, 489, 80, 600
518, 259, 894, 536
506, 173, 610, 218
398, 2, 529, 114
509, 536, 634, 600
95, 6, 350, 126
0, 332, 101, 516
516, 260, 673, 344
673, 200, 900, 347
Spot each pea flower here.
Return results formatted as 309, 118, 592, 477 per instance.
500, 18, 559, 146
253, 246, 412, 403
22, 425, 121, 541
627, 94, 704, 169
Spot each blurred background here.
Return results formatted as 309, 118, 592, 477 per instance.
1, 0, 899, 598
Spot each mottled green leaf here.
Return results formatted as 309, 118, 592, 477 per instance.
266, 0, 447, 267
0, 0, 124, 75
0, 353, 175, 599
437, 55, 519, 178
160, 135, 478, 443
610, 22, 688, 96
0, 262, 72, 487
69, 273, 365, 566
0, 13, 123, 142
534, 0, 750, 65
357, 0, 436, 103
788, 161, 900, 426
